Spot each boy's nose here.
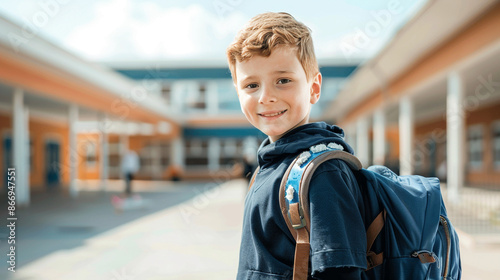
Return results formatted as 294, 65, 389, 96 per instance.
258, 87, 278, 104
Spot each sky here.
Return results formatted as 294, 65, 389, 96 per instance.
0, 0, 428, 64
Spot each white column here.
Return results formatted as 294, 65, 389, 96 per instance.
373, 108, 386, 165
23, 108, 29, 203
13, 88, 29, 206
171, 82, 184, 113
171, 137, 185, 169
206, 81, 219, 115
120, 134, 129, 153
345, 124, 356, 153
399, 96, 414, 175
119, 134, 129, 179
152, 143, 161, 180
99, 115, 109, 191
243, 137, 259, 163
356, 117, 369, 168
20, 108, 30, 205
447, 72, 465, 203
208, 138, 221, 171
68, 104, 79, 198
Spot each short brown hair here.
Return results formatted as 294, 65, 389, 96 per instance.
226, 12, 319, 82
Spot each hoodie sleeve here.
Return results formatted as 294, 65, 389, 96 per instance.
307, 158, 367, 278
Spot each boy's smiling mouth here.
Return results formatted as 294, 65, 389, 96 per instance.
258, 109, 288, 118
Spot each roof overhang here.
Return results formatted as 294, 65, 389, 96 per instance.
324, 0, 498, 121
0, 16, 180, 127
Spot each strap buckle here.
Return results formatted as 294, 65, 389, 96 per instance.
288, 202, 306, 229
366, 251, 384, 270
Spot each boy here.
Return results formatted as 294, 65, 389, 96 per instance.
227, 12, 367, 279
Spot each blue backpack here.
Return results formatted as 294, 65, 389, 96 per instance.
277, 143, 462, 280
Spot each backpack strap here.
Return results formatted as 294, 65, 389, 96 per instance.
279, 155, 310, 280
279, 149, 363, 233
280, 147, 385, 278
366, 210, 386, 270
247, 166, 260, 192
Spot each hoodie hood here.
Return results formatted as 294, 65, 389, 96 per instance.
257, 122, 354, 168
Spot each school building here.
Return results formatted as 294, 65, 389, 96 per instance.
106, 59, 355, 177
0, 13, 356, 206
324, 0, 500, 201
4, 0, 498, 207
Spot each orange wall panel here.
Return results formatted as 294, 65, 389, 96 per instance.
0, 113, 70, 191
341, 3, 500, 125
77, 133, 101, 180
29, 119, 69, 189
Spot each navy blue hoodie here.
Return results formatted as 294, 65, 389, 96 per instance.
237, 122, 367, 279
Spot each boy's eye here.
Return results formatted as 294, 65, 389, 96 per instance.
277, 79, 291, 84
245, 83, 259, 89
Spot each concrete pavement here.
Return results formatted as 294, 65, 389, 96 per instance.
458, 231, 500, 280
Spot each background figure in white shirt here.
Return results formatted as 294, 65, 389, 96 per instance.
121, 150, 140, 197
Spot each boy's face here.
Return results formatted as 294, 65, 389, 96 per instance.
235, 46, 321, 142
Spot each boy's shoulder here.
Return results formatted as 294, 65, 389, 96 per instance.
306, 157, 357, 187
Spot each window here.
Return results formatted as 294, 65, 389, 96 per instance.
220, 139, 244, 167
217, 80, 240, 112
108, 141, 122, 179
29, 139, 34, 172
139, 143, 155, 176
3, 136, 35, 172
137, 141, 171, 179
85, 141, 97, 168
161, 83, 171, 105
186, 83, 207, 110
311, 78, 345, 118
160, 142, 171, 168
492, 121, 500, 169
468, 125, 483, 169
185, 139, 209, 167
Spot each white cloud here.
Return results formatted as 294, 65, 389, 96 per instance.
316, 31, 383, 62
63, 0, 247, 61
0, 0, 427, 62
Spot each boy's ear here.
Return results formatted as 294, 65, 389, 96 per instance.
310, 72, 322, 104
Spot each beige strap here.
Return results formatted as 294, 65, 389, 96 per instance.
289, 203, 303, 227
247, 166, 260, 191
366, 210, 385, 251
417, 252, 436, 264
366, 251, 384, 270
365, 210, 386, 270
293, 227, 310, 280
299, 150, 362, 231
279, 156, 301, 240
278, 150, 366, 278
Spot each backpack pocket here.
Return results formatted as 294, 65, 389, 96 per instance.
383, 256, 436, 279
438, 215, 452, 278
431, 215, 461, 280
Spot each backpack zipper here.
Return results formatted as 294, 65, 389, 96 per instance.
411, 250, 439, 267
439, 215, 451, 278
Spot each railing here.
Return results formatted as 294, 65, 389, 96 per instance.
442, 184, 500, 235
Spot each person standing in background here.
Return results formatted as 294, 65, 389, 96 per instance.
121, 149, 140, 197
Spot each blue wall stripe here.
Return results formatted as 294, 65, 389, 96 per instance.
183, 127, 266, 139
115, 65, 357, 80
